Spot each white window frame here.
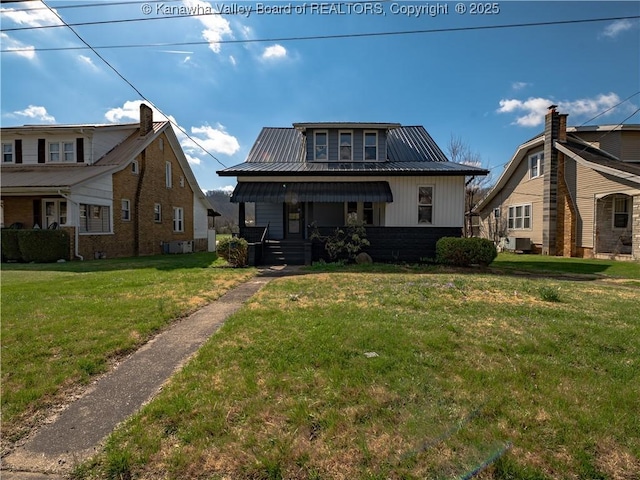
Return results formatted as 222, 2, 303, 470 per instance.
418, 185, 434, 225
364, 131, 378, 161
528, 151, 544, 179
613, 195, 631, 230
314, 131, 328, 161
339, 130, 353, 161
165, 161, 172, 188
42, 199, 68, 228
2, 142, 13, 163
173, 206, 184, 232
48, 141, 75, 163
508, 203, 532, 230
154, 203, 162, 223
131, 159, 139, 174
121, 199, 131, 221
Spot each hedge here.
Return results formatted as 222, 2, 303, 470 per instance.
1, 229, 70, 263
217, 237, 248, 267
435, 237, 497, 267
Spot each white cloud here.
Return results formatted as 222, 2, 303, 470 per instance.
262, 44, 287, 60
220, 185, 235, 194
0, 0, 62, 27
497, 93, 629, 127
105, 100, 239, 165
511, 81, 530, 91
78, 55, 98, 71
0, 32, 36, 60
601, 19, 636, 39
229, 55, 237, 66
182, 0, 233, 54
14, 105, 55, 123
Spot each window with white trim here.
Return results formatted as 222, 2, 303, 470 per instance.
43, 199, 68, 228
154, 203, 162, 223
165, 161, 172, 188
79, 204, 111, 233
339, 131, 352, 161
131, 160, 139, 174
418, 186, 433, 225
49, 141, 75, 162
121, 199, 131, 221
528, 152, 544, 179
314, 131, 327, 161
2, 143, 13, 163
173, 207, 184, 232
508, 204, 531, 229
364, 132, 377, 161
613, 195, 631, 229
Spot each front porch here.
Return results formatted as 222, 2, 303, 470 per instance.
594, 193, 639, 261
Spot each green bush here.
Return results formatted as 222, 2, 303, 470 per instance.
436, 237, 497, 267
217, 237, 248, 267
1, 229, 21, 262
309, 214, 370, 262
1, 229, 70, 263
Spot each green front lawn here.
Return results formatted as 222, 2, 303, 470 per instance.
1, 253, 256, 446
79, 264, 640, 480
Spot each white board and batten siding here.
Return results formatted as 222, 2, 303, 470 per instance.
193, 197, 209, 240
238, 175, 466, 229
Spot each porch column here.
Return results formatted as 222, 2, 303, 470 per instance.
633, 195, 640, 260
239, 202, 246, 228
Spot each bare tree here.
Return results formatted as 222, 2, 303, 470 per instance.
446, 135, 493, 237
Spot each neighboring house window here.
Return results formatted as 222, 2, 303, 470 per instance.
43, 199, 68, 228
529, 152, 544, 179
131, 160, 139, 174
364, 132, 377, 161
49, 141, 75, 162
173, 207, 184, 232
166, 161, 172, 188
339, 131, 352, 161
154, 203, 162, 223
613, 196, 631, 229
508, 204, 531, 229
314, 131, 327, 161
2, 143, 13, 163
79, 204, 111, 233
159, 138, 164, 151
363, 202, 374, 225
121, 199, 131, 221
418, 186, 433, 225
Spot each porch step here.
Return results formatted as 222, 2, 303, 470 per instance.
263, 240, 307, 265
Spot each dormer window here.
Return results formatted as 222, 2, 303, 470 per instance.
49, 141, 75, 162
339, 131, 352, 161
529, 152, 544, 179
314, 131, 327, 161
364, 131, 377, 161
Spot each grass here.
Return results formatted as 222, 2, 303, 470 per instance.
0, 253, 256, 447
491, 253, 640, 280
79, 263, 640, 480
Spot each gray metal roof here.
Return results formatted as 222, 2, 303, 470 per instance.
0, 164, 117, 191
231, 181, 393, 203
219, 125, 488, 176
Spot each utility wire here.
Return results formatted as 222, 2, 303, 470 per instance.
37, 0, 227, 168
2, 15, 639, 52
0, 0, 181, 12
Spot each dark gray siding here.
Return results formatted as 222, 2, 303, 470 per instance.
256, 203, 283, 239
305, 128, 388, 162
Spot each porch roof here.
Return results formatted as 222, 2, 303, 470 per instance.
230, 181, 393, 203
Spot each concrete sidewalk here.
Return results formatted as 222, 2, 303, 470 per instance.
2, 266, 297, 479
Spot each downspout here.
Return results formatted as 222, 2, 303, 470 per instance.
58, 190, 84, 261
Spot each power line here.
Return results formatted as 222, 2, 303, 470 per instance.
2, 15, 639, 53
36, 0, 227, 168
0, 0, 181, 12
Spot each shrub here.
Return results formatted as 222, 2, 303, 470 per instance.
1, 229, 21, 262
310, 214, 370, 262
1, 229, 70, 263
217, 237, 248, 267
436, 237, 497, 267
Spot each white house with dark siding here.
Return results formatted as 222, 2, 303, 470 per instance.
217, 122, 488, 264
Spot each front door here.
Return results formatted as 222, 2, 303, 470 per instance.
285, 202, 303, 239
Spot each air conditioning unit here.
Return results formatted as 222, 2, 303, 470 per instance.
167, 240, 193, 254
504, 237, 531, 252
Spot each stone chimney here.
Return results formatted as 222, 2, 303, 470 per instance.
139, 103, 153, 136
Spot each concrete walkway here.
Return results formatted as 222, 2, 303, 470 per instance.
2, 266, 297, 479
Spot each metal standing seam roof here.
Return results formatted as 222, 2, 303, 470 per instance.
0, 164, 118, 190
230, 181, 394, 203
219, 125, 488, 176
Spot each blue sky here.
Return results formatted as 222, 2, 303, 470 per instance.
1, 1, 639, 192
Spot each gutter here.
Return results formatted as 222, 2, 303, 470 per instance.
58, 190, 84, 261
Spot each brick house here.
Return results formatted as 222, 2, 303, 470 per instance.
475, 106, 640, 260
1, 104, 217, 260
217, 122, 488, 264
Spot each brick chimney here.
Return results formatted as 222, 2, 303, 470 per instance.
139, 103, 153, 136
542, 105, 560, 256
